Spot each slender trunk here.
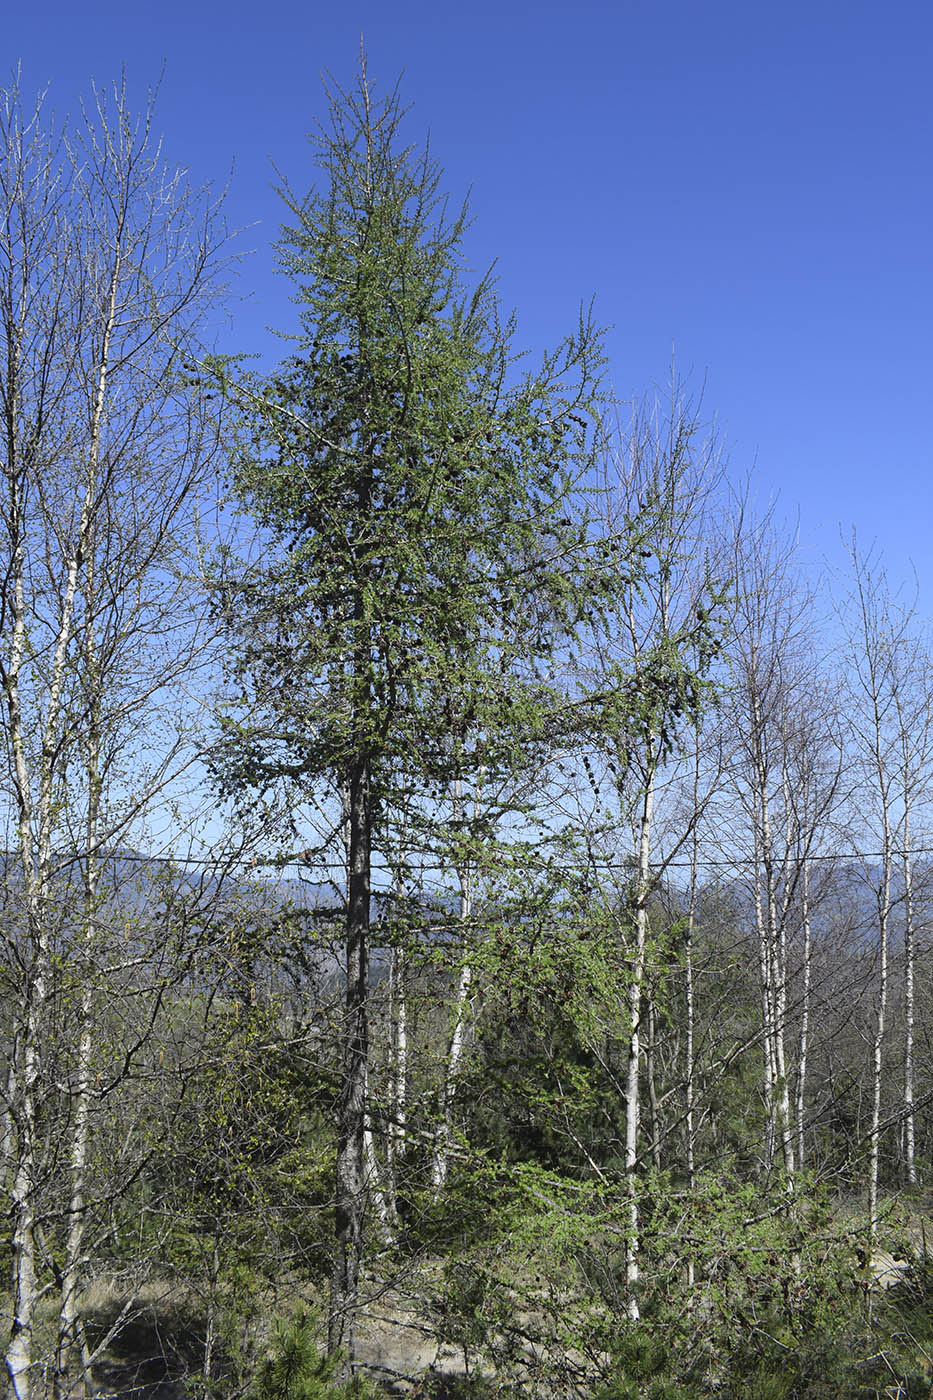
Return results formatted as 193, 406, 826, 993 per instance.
763, 806, 794, 1178
369, 942, 408, 1230
366, 891, 409, 1235
684, 741, 700, 1290
684, 896, 696, 1187
846, 553, 903, 1241
328, 754, 370, 1374
772, 918, 795, 1179
387, 947, 407, 1175
53, 246, 122, 1395
795, 860, 811, 1173
868, 719, 891, 1234
684, 740, 699, 1191
903, 810, 917, 1187
0, 1058, 15, 1196
55, 858, 98, 1397
7, 988, 42, 1400
749, 682, 776, 1171
753, 854, 777, 1173
363, 1107, 392, 1235
646, 997, 662, 1170
624, 769, 654, 1322
432, 879, 473, 1197
869, 823, 891, 1238
7, 501, 90, 1398
750, 688, 794, 1180
6, 220, 119, 1398
55, 527, 102, 1400
863, 640, 894, 1240
432, 774, 479, 1198
5, 434, 41, 1400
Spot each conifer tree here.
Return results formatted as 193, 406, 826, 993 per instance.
216, 63, 610, 1372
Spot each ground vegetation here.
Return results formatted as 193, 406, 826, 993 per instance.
0, 62, 932, 1400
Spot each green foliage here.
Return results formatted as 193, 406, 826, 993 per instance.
426, 1165, 933, 1400
131, 993, 337, 1394
431, 1162, 631, 1389
213, 62, 614, 830
246, 1308, 379, 1400
159, 999, 333, 1250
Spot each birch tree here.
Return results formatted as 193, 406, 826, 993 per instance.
577, 384, 728, 1318
721, 513, 840, 1183
0, 76, 227, 1400
890, 631, 933, 1189
837, 543, 930, 1225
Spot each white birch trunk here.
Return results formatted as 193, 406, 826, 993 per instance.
4, 535, 39, 1400
55, 247, 120, 1397
646, 998, 662, 1170
363, 1112, 393, 1235
753, 850, 777, 1173
0, 84, 225, 1395
869, 850, 890, 1238
388, 947, 408, 1171
7, 572, 89, 1397
795, 860, 811, 1173
902, 802, 917, 1188
684, 740, 701, 1290
56, 823, 99, 1399
6, 438, 96, 1398
750, 686, 794, 1181
432, 771, 481, 1198
624, 769, 655, 1322
868, 688, 893, 1240
431, 923, 473, 1196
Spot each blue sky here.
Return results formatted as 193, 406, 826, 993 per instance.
7, 0, 933, 610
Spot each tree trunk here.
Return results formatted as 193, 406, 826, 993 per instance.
750, 686, 795, 1182
387, 946, 408, 1178
6, 945, 44, 1400
6, 469, 90, 1400
902, 806, 917, 1187
432, 776, 477, 1198
431, 963, 473, 1198
328, 755, 371, 1375
646, 997, 662, 1170
869, 822, 891, 1239
56, 477, 106, 1400
753, 847, 777, 1174
624, 770, 654, 1322
795, 860, 811, 1173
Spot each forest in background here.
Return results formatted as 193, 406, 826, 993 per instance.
1, 64, 932, 1400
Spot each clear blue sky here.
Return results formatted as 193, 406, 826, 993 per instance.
7, 0, 933, 609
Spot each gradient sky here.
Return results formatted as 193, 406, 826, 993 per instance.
7, 0, 933, 611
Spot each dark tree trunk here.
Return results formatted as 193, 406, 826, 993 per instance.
328, 754, 371, 1374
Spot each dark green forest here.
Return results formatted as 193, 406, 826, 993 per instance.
2, 67, 932, 1400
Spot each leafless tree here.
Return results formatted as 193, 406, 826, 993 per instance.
836, 541, 931, 1226
718, 508, 842, 1184
0, 75, 229, 1400
577, 381, 729, 1317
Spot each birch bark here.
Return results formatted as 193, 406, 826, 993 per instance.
0, 79, 226, 1398
839, 543, 905, 1240
623, 769, 655, 1321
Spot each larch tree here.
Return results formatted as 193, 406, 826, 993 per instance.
214, 64, 612, 1375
